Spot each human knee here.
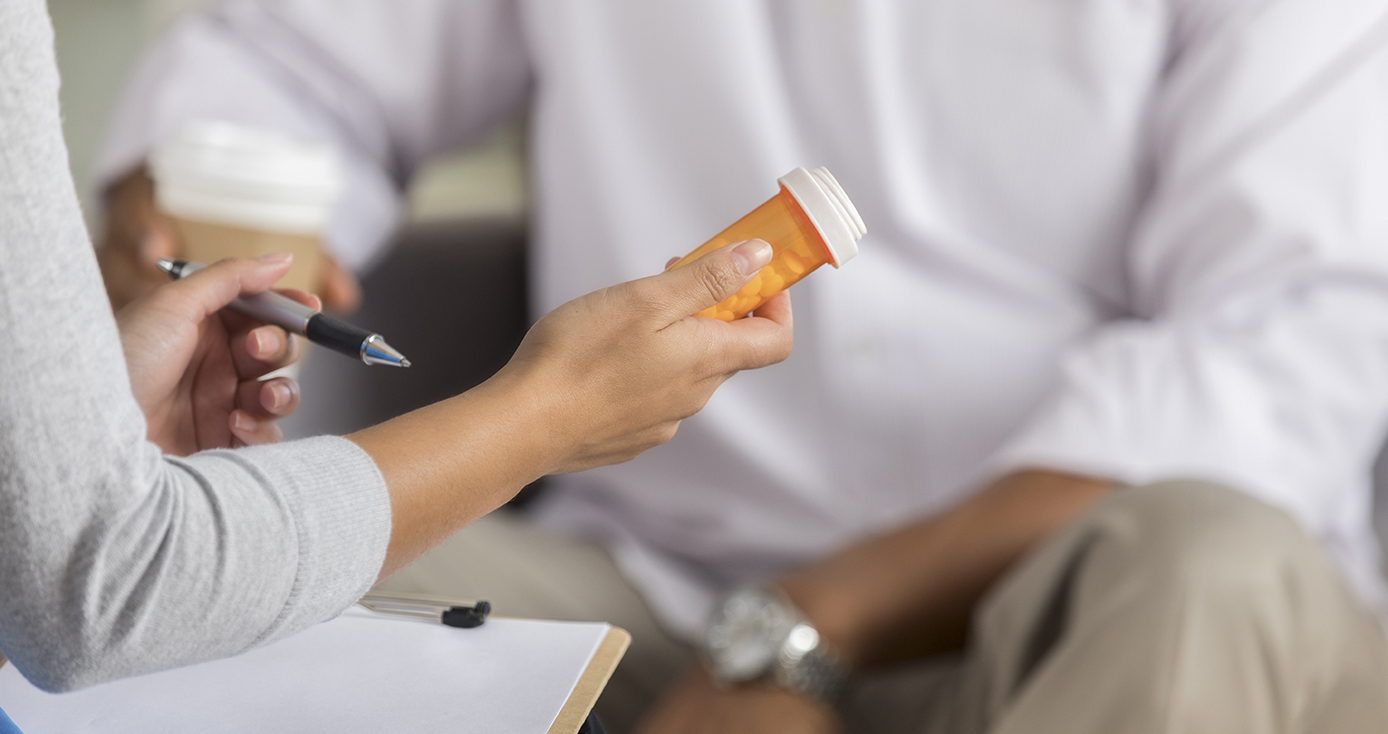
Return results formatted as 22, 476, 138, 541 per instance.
1088, 480, 1322, 596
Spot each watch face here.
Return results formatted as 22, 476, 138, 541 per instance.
703, 588, 797, 682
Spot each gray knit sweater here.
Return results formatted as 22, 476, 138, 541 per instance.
0, 0, 392, 691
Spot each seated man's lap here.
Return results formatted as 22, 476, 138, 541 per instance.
374, 488, 1388, 733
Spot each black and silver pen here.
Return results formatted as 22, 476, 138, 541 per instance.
155, 258, 411, 368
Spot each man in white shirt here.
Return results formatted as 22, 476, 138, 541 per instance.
94, 1, 1388, 732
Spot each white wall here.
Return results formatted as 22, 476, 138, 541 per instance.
47, 0, 147, 221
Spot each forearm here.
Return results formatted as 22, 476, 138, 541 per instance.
350, 371, 566, 580
780, 470, 1112, 668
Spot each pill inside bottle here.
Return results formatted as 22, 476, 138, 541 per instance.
670, 166, 867, 322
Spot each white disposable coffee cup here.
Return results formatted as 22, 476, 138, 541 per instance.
150, 121, 345, 292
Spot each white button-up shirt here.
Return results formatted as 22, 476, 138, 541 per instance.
97, 0, 1388, 638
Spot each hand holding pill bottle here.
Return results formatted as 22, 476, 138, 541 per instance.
669, 167, 866, 321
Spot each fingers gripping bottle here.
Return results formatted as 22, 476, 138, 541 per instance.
671, 167, 866, 321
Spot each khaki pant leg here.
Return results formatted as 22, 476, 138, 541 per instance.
372, 511, 695, 734
964, 481, 1388, 734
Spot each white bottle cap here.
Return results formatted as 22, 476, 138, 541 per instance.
150, 121, 345, 234
777, 166, 866, 268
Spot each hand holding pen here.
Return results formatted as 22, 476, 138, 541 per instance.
156, 258, 410, 367
118, 255, 328, 452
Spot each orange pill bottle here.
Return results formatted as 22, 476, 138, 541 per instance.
671, 166, 866, 321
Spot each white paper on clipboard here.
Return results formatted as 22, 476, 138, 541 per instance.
0, 608, 610, 733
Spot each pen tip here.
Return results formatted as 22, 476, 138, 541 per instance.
155, 258, 175, 274
361, 335, 411, 367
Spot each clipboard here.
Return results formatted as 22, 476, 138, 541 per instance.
356, 591, 633, 734
0, 592, 630, 734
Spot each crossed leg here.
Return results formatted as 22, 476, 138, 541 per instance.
847, 481, 1388, 734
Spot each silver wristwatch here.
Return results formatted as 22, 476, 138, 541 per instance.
700, 586, 848, 702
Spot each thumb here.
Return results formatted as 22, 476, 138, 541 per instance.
648, 240, 773, 319
163, 254, 295, 321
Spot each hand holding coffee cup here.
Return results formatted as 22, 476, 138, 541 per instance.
99, 122, 359, 312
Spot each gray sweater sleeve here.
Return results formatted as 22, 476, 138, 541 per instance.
0, 0, 393, 692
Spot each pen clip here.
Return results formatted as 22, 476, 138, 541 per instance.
359, 591, 491, 628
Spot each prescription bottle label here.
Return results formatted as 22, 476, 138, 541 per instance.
670, 167, 866, 322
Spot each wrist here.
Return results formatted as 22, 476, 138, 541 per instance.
700, 584, 851, 704
776, 575, 869, 670
481, 361, 580, 477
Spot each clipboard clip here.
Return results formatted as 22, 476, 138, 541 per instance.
359, 591, 491, 628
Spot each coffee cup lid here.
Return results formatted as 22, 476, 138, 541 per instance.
151, 121, 345, 234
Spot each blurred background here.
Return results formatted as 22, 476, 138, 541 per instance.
48, 0, 1388, 540
51, 0, 528, 233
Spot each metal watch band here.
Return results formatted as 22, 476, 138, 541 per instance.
773, 622, 848, 702
702, 585, 850, 704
